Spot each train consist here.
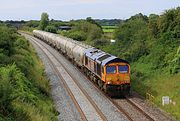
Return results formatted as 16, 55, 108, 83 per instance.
33, 30, 131, 96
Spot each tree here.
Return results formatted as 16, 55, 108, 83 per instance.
63, 20, 103, 41
86, 17, 102, 30
39, 12, 49, 30
148, 14, 159, 37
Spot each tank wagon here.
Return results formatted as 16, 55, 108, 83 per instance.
33, 30, 131, 96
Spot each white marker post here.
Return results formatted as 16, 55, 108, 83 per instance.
162, 96, 170, 106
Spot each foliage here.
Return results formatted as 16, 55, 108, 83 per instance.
39, 12, 49, 30
65, 30, 86, 41
97, 8, 180, 120
0, 24, 57, 121
170, 46, 180, 74
0, 25, 16, 57
45, 25, 57, 33
86, 17, 102, 29
95, 19, 123, 26
20, 26, 35, 32
61, 20, 103, 42
49, 20, 70, 28
25, 20, 39, 28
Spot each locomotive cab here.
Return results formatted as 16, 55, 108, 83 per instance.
101, 61, 131, 96
104, 63, 130, 85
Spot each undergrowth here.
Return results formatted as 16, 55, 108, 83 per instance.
0, 24, 58, 121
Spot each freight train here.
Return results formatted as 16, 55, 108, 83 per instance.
33, 30, 131, 96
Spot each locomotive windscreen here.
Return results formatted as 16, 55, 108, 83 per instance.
118, 65, 128, 73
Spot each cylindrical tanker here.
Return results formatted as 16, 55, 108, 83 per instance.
33, 30, 92, 66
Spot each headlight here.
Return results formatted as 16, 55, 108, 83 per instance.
107, 81, 111, 84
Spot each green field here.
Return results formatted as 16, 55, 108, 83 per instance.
102, 26, 117, 33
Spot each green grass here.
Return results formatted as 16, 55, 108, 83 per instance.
20, 40, 58, 121
146, 73, 180, 120
28, 43, 51, 98
131, 62, 180, 120
102, 26, 117, 33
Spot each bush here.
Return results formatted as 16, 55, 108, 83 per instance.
45, 25, 57, 33
67, 30, 86, 41
0, 24, 57, 121
170, 46, 180, 74
0, 64, 57, 121
61, 20, 103, 42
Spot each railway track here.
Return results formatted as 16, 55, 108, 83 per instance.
22, 32, 158, 121
24, 34, 107, 121
112, 97, 154, 121
80, 67, 155, 121
126, 97, 154, 120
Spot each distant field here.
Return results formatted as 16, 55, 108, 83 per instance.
102, 26, 118, 33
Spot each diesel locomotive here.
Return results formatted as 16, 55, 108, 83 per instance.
33, 30, 131, 96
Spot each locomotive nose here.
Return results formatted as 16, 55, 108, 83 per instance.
106, 74, 130, 85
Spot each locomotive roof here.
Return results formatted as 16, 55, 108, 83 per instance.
101, 56, 129, 66
84, 48, 129, 66
84, 48, 106, 61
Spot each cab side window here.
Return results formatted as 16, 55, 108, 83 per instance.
85, 56, 88, 65
97, 63, 101, 77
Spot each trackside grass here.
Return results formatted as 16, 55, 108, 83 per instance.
131, 63, 180, 120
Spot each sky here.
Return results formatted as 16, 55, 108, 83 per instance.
0, 0, 179, 21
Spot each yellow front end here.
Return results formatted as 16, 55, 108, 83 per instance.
104, 63, 130, 85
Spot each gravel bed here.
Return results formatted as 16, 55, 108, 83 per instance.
128, 92, 176, 121
43, 47, 103, 121
28, 38, 82, 121
114, 99, 149, 121
33, 36, 128, 121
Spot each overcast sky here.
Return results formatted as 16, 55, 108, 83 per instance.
0, 0, 179, 21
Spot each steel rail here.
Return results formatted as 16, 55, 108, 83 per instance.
125, 97, 154, 121
27, 36, 88, 121
26, 34, 107, 121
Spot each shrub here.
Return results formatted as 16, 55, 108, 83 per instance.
45, 25, 57, 33
67, 30, 87, 41
0, 24, 57, 121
